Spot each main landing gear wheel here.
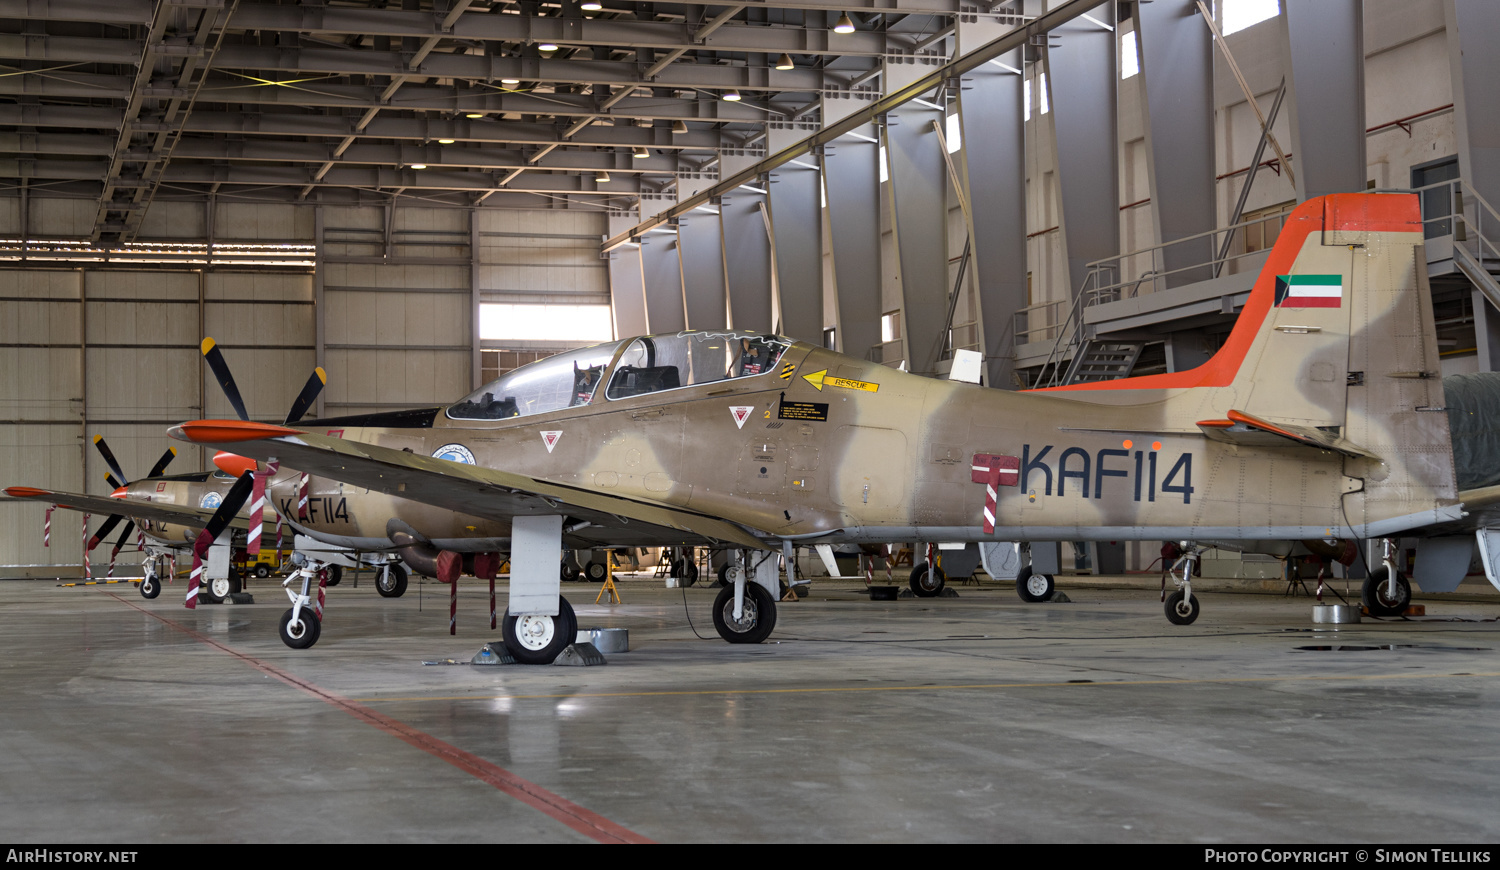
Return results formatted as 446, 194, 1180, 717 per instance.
1165, 590, 1200, 625
139, 573, 161, 600
502, 597, 578, 665
325, 565, 343, 587
908, 562, 947, 598
376, 563, 408, 598
675, 558, 699, 587
205, 571, 242, 604
1363, 568, 1412, 617
584, 561, 608, 582
1015, 566, 1055, 603
712, 582, 778, 644
279, 608, 321, 649
560, 561, 580, 582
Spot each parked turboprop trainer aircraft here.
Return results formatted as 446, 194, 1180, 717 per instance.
169, 192, 1500, 663
6, 355, 405, 605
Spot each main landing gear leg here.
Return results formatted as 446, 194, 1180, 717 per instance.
279, 554, 322, 649
1165, 542, 1202, 626
1363, 538, 1412, 617
712, 549, 777, 644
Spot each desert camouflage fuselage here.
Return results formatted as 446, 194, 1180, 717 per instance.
171, 193, 1458, 559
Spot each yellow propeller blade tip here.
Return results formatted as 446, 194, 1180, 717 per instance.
200, 337, 216, 354
315, 367, 327, 384
168, 447, 177, 456
92, 434, 103, 444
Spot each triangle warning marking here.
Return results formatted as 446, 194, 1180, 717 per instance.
729, 406, 755, 429
541, 430, 562, 453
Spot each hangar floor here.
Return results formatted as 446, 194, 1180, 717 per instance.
1, 575, 1497, 843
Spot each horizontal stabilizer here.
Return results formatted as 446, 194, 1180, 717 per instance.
1196, 409, 1377, 459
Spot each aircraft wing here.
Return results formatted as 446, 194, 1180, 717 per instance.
169, 421, 767, 549
3, 486, 252, 531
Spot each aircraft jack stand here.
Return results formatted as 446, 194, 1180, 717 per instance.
595, 555, 622, 605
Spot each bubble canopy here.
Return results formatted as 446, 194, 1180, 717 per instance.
446, 331, 793, 421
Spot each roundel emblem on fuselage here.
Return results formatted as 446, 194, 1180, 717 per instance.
200, 491, 223, 510
433, 443, 476, 465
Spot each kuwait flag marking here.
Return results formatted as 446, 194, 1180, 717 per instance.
1275, 274, 1342, 308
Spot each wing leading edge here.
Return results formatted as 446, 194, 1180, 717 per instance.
168, 420, 767, 550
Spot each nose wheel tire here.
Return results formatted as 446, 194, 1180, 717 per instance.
375, 563, 408, 598
279, 608, 321, 649
711, 582, 778, 644
908, 562, 947, 598
139, 573, 161, 600
1016, 567, 1055, 603
1165, 590, 1200, 625
1363, 568, 1411, 617
501, 596, 578, 665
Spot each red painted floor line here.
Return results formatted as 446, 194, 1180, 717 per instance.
107, 593, 652, 844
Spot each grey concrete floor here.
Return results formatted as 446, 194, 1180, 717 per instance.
1, 572, 1498, 843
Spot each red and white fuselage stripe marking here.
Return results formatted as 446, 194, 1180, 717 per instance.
982, 466, 1000, 534
297, 473, 310, 520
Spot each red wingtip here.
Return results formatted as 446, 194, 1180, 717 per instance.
171, 419, 300, 445
213, 451, 258, 477
5, 486, 48, 498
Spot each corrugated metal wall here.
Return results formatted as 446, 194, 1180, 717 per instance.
0, 198, 602, 568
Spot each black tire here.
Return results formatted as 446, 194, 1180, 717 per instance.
204, 571, 240, 603
254, 564, 271, 579
715, 563, 732, 588
1165, 589, 1200, 625
680, 559, 699, 587
584, 560, 608, 582
279, 608, 321, 649
376, 563, 408, 598
1363, 568, 1412, 617
325, 564, 343, 587
908, 562, 947, 597
560, 560, 580, 582
139, 573, 161, 600
502, 597, 578, 665
1016, 566, 1055, 603
711, 582, 778, 644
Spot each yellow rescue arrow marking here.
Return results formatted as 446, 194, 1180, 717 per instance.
828, 375, 879, 392
801, 369, 879, 393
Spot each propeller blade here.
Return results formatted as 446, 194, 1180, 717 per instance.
146, 446, 178, 478
92, 434, 129, 485
203, 471, 256, 544
112, 520, 135, 555
188, 471, 255, 610
88, 514, 124, 551
201, 337, 249, 422
105, 472, 123, 490
283, 367, 327, 424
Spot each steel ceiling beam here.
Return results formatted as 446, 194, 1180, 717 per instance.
603, 0, 1097, 250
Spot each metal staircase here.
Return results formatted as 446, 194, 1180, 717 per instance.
1445, 182, 1500, 310
1061, 340, 1146, 384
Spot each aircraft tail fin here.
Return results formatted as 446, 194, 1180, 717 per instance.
1039, 192, 1458, 533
